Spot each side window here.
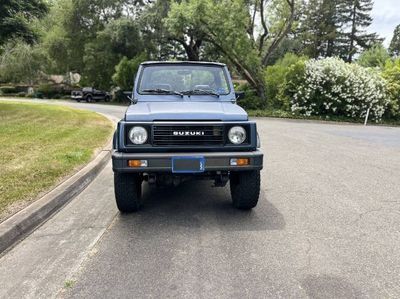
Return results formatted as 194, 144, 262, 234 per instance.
217, 71, 229, 93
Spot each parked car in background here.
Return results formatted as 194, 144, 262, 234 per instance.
71, 87, 111, 103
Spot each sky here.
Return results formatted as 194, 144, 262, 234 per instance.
370, 0, 400, 47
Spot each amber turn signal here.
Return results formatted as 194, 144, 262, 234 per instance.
230, 158, 249, 166
128, 160, 148, 167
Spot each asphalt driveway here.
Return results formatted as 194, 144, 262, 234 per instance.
0, 100, 399, 298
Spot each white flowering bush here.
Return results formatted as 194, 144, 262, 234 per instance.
289, 57, 389, 121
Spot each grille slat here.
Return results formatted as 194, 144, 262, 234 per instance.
153, 124, 224, 146
154, 130, 223, 133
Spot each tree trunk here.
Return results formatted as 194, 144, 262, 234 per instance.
262, 0, 295, 65
170, 37, 202, 61
183, 42, 201, 61
347, 4, 357, 62
256, 84, 266, 102
231, 61, 266, 100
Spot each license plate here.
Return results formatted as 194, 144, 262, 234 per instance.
172, 156, 205, 173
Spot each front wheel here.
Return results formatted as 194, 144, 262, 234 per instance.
230, 170, 260, 210
114, 173, 143, 213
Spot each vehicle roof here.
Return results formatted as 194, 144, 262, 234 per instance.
140, 61, 226, 67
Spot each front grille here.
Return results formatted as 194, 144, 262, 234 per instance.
153, 124, 224, 146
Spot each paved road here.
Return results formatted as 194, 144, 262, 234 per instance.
0, 100, 400, 298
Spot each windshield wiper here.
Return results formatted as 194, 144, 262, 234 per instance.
182, 89, 220, 97
142, 88, 183, 97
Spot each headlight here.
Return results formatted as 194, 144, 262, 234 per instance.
228, 126, 246, 145
129, 126, 148, 145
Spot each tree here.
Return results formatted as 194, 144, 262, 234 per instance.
298, 0, 342, 58
165, 0, 296, 99
389, 24, 400, 57
39, 1, 75, 74
82, 18, 145, 89
357, 44, 390, 68
266, 0, 306, 64
340, 0, 381, 62
41, 0, 134, 74
0, 40, 48, 84
139, 0, 205, 61
0, 0, 48, 46
304, 0, 338, 58
297, 0, 380, 61
112, 53, 147, 90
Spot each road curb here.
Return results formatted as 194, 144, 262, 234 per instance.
0, 147, 111, 254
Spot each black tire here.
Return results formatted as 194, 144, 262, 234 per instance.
114, 173, 143, 213
230, 170, 260, 210
77, 99, 81, 102
85, 95, 93, 103
105, 96, 111, 102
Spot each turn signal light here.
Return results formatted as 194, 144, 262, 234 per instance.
230, 158, 249, 166
128, 160, 148, 167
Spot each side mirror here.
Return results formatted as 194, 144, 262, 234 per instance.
123, 91, 136, 104
235, 91, 245, 101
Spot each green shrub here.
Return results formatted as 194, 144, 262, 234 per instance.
112, 53, 147, 90
37, 84, 56, 98
382, 59, 400, 119
36, 84, 70, 99
16, 92, 26, 97
282, 60, 307, 106
238, 96, 265, 110
357, 44, 391, 69
264, 53, 308, 110
0, 86, 17, 94
34, 92, 44, 99
235, 83, 265, 110
289, 57, 388, 121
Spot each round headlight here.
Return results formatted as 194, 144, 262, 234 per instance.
228, 126, 246, 145
129, 126, 148, 145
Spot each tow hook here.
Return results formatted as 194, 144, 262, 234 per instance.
214, 172, 229, 187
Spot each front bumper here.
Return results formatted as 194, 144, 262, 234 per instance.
112, 150, 263, 173
71, 96, 83, 100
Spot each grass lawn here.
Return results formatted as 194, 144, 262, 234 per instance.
0, 101, 113, 220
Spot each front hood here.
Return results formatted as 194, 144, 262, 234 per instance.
125, 101, 248, 121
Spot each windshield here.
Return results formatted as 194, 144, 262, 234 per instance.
138, 65, 231, 96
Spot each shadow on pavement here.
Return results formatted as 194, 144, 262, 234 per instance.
65, 181, 285, 298
117, 180, 285, 232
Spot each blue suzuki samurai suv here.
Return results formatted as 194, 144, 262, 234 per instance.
112, 61, 263, 212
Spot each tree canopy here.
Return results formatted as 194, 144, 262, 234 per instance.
0, 0, 48, 46
357, 44, 390, 68
165, 0, 296, 98
389, 24, 400, 57
0, 0, 392, 101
